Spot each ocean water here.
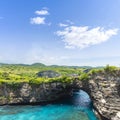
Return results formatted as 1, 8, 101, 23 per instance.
0, 90, 97, 120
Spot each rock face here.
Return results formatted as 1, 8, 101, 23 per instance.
88, 71, 120, 120
0, 71, 120, 120
65, 71, 120, 120
37, 70, 61, 78
0, 82, 71, 105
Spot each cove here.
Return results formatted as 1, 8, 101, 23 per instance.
0, 90, 97, 120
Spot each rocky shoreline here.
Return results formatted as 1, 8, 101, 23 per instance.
0, 71, 120, 120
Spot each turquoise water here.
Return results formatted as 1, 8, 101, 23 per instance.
0, 90, 97, 120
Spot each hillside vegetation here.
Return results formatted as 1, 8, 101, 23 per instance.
0, 63, 119, 85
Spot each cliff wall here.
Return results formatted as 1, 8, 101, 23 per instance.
0, 71, 120, 120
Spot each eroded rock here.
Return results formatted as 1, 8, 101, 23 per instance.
0, 71, 120, 120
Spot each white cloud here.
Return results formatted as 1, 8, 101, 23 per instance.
56, 26, 118, 49
30, 8, 50, 25
30, 17, 45, 25
35, 9, 49, 15
59, 23, 68, 27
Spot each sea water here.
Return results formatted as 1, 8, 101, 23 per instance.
0, 90, 97, 120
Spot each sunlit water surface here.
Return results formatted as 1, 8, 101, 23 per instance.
0, 90, 97, 120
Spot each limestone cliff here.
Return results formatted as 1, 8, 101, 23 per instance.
0, 71, 120, 120
88, 71, 120, 120
0, 82, 71, 105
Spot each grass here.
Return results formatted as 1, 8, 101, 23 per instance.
0, 64, 119, 85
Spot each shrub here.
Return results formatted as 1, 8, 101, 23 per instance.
104, 65, 118, 73
79, 73, 89, 81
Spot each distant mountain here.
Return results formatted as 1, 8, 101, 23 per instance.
0, 63, 29, 66
31, 63, 46, 67
0, 62, 103, 68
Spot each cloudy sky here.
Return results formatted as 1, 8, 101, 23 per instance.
0, 0, 120, 66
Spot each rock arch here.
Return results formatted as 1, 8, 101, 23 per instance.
72, 72, 120, 120
0, 71, 120, 120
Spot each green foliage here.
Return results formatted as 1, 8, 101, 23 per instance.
29, 78, 45, 84
0, 63, 83, 85
104, 65, 118, 73
0, 63, 119, 85
79, 73, 89, 80
88, 68, 104, 75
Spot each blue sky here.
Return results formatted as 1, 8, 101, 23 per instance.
0, 0, 120, 66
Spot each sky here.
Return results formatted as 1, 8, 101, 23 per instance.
0, 0, 120, 66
